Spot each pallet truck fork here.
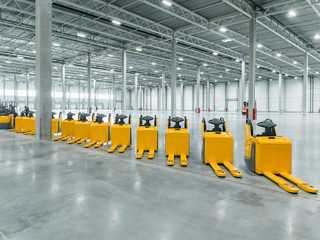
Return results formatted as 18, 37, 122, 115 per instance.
136, 115, 158, 159
68, 113, 91, 144
108, 114, 132, 153
165, 116, 189, 166
202, 117, 242, 178
245, 119, 318, 194
84, 113, 111, 148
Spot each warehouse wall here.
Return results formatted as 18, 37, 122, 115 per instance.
1, 76, 318, 113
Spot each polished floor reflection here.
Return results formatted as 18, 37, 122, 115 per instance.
0, 111, 319, 240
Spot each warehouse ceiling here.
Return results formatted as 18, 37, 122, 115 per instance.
0, 0, 320, 89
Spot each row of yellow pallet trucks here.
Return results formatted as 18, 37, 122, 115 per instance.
7, 111, 318, 194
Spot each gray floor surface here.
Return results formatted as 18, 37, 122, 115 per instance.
0, 111, 319, 240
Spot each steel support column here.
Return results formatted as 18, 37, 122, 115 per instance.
239, 60, 245, 113
171, 36, 177, 117
196, 66, 200, 113
61, 64, 66, 114
67, 85, 70, 110
267, 80, 270, 112
87, 54, 91, 113
150, 87, 152, 110
2, 76, 5, 101
161, 71, 165, 111
248, 18, 257, 121
180, 83, 184, 111
303, 53, 308, 116
139, 84, 142, 110
225, 83, 228, 111
122, 50, 127, 113
279, 72, 283, 113
35, 0, 52, 140
206, 79, 210, 111
134, 74, 138, 110
212, 83, 215, 111
157, 85, 161, 110
112, 73, 115, 110
13, 75, 17, 104
93, 79, 97, 112
26, 72, 29, 107
78, 80, 81, 110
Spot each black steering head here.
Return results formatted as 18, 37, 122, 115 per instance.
208, 117, 225, 132
66, 112, 75, 120
96, 113, 106, 123
117, 114, 127, 124
171, 116, 184, 128
52, 112, 56, 119
141, 115, 154, 126
80, 113, 90, 121
28, 111, 35, 117
257, 119, 277, 136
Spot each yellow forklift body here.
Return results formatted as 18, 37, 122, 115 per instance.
24, 117, 35, 132
90, 122, 110, 143
202, 132, 233, 164
110, 124, 131, 146
165, 128, 189, 156
74, 121, 91, 139
255, 137, 292, 174
136, 126, 158, 151
51, 119, 60, 135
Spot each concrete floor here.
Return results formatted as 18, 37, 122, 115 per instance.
0, 111, 320, 240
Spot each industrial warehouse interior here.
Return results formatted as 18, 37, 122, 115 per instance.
1, 0, 320, 239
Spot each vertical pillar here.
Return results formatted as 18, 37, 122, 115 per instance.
35, 0, 52, 140
196, 66, 200, 113
52, 85, 55, 110
122, 50, 127, 112
202, 84, 205, 110
143, 88, 146, 110
93, 79, 97, 111
134, 74, 138, 110
26, 73, 30, 107
180, 82, 184, 111
248, 17, 256, 121
87, 54, 91, 113
112, 73, 115, 110
165, 87, 167, 110
206, 79, 210, 111
239, 60, 245, 113
171, 36, 177, 117
192, 85, 194, 111
279, 72, 283, 113
161, 71, 165, 111
225, 82, 228, 111
303, 52, 308, 116
150, 87, 152, 110
13, 75, 17, 104
212, 83, 215, 111
61, 64, 66, 114
78, 80, 81, 110
139, 84, 142, 110
157, 85, 160, 110
67, 85, 71, 110
2, 76, 5, 101
267, 80, 270, 112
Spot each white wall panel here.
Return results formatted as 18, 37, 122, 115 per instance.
269, 80, 279, 112
255, 81, 267, 112
285, 78, 302, 112
215, 83, 225, 111
184, 86, 193, 111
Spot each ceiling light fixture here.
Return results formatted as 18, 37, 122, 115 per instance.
177, 67, 181, 70
162, 0, 172, 6
112, 20, 121, 25
136, 47, 142, 51
52, 42, 60, 47
235, 59, 240, 62
151, 62, 156, 65
222, 39, 232, 43
220, 27, 227, 32
203, 63, 208, 67
225, 69, 229, 72
178, 57, 184, 61
107, 54, 114, 57
288, 10, 296, 17
77, 32, 86, 38
293, 61, 297, 64
315, 34, 320, 39
213, 52, 218, 56
276, 53, 282, 57
257, 43, 263, 48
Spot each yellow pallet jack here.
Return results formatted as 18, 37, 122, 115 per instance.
68, 113, 92, 144
84, 113, 111, 148
136, 115, 158, 159
165, 116, 189, 166
245, 119, 318, 194
23, 111, 35, 135
202, 117, 242, 178
53, 112, 78, 141
51, 112, 62, 135
108, 114, 131, 153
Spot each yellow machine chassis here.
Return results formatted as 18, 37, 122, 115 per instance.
68, 113, 94, 144
165, 118, 189, 166
84, 114, 111, 148
245, 121, 317, 194
136, 117, 158, 159
108, 115, 132, 153
202, 121, 242, 178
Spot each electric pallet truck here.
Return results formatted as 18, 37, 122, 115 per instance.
202, 117, 242, 178
68, 113, 92, 144
165, 116, 189, 166
23, 111, 35, 135
84, 113, 111, 148
136, 115, 158, 159
245, 119, 318, 193
53, 112, 78, 141
108, 114, 132, 153
51, 112, 62, 135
